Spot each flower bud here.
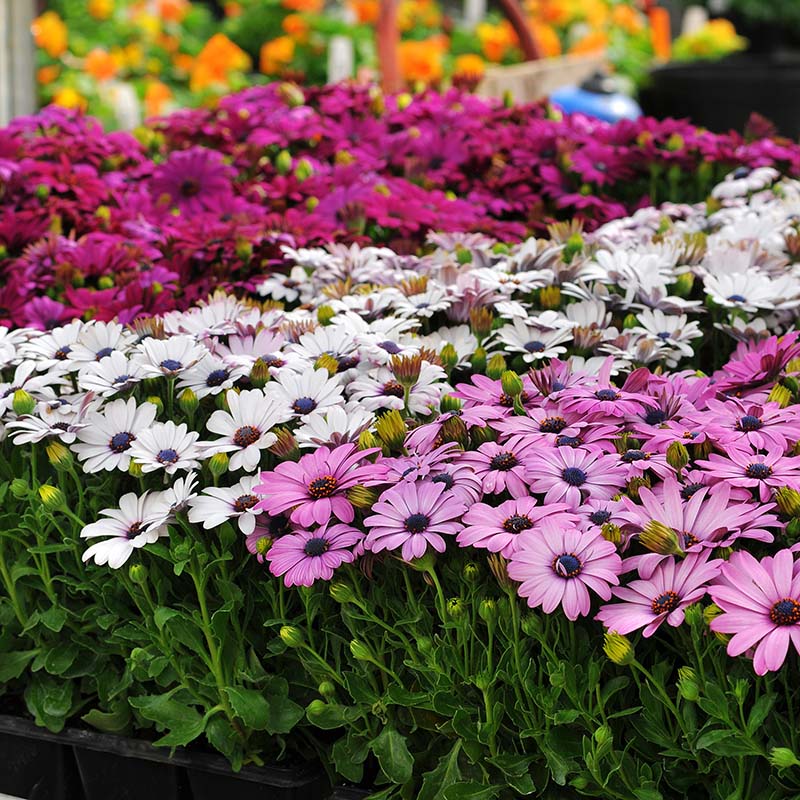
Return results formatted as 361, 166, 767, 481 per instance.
470, 346, 487, 374
318, 681, 336, 699
469, 307, 494, 339
677, 666, 699, 702
146, 395, 164, 416
786, 518, 800, 544
470, 425, 496, 446
593, 725, 613, 749
603, 631, 634, 666
280, 625, 304, 648
601, 522, 622, 544
314, 353, 339, 377
626, 475, 651, 501
375, 409, 407, 451
473, 672, 491, 691
684, 602, 704, 628
268, 428, 300, 461
396, 92, 412, 110
703, 603, 722, 626
622, 313, 638, 330
358, 430, 381, 451
563, 232, 583, 263
349, 639, 373, 662
38, 485, 64, 510
520, 612, 543, 636
539, 286, 561, 310
294, 158, 313, 181
500, 370, 524, 398
486, 553, 513, 591
784, 376, 800, 396
570, 776, 591, 791
329, 581, 355, 604
673, 272, 694, 298
250, 358, 271, 389
10, 478, 29, 499
416, 636, 433, 654
769, 747, 800, 769
306, 698, 328, 719
12, 390, 35, 416
128, 460, 144, 478
462, 562, 480, 583
768, 384, 792, 409
440, 394, 462, 413
317, 305, 335, 326
485, 354, 507, 380
129, 563, 148, 585
639, 520, 684, 556
440, 415, 469, 448
390, 354, 422, 388
347, 485, 378, 509
776, 487, 800, 518
177, 388, 199, 416
666, 441, 690, 472
256, 535, 272, 557
446, 597, 467, 619
275, 150, 292, 175
208, 452, 229, 478
439, 343, 458, 371
46, 441, 73, 470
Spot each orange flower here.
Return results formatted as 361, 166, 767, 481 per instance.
282, 14, 310, 43
224, 2, 244, 16
476, 21, 517, 63
37, 65, 61, 86
282, 0, 323, 12
568, 30, 608, 55
31, 11, 68, 59
260, 36, 296, 74
611, 4, 644, 35
85, 48, 118, 82
190, 33, 251, 90
88, 0, 114, 20
531, 22, 562, 57
173, 53, 195, 74
145, 80, 173, 117
398, 37, 445, 85
453, 54, 485, 79
398, 0, 441, 31
157, 0, 190, 23
347, 0, 379, 24
53, 88, 87, 111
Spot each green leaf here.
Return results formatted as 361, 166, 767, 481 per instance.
39, 605, 67, 633
205, 715, 243, 771
306, 701, 363, 730
695, 729, 761, 756
82, 706, 132, 735
442, 782, 500, 799
746, 695, 775, 736
263, 692, 304, 735
634, 789, 663, 800
332, 731, 371, 783
43, 643, 78, 676
418, 742, 462, 800
553, 709, 581, 725
129, 695, 205, 747
0, 649, 37, 682
371, 727, 414, 785
226, 687, 271, 731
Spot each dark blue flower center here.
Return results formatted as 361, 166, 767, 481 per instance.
595, 389, 619, 401
524, 341, 546, 353
156, 448, 179, 464
539, 416, 567, 434
732, 166, 750, 179
404, 513, 430, 534
382, 381, 405, 398
160, 358, 183, 371
770, 598, 800, 626
233, 425, 261, 448
293, 396, 317, 415
113, 374, 132, 385
303, 537, 330, 557
95, 347, 114, 360
503, 514, 533, 533
556, 435, 582, 448
727, 294, 747, 303
431, 473, 454, 489
651, 591, 680, 615
621, 449, 649, 463
680, 482, 704, 500
490, 452, 518, 471
233, 493, 259, 513
589, 509, 612, 525
109, 431, 134, 453
378, 340, 402, 354
737, 415, 763, 432
260, 353, 285, 368
656, 331, 671, 341
552, 553, 582, 578
54, 346, 71, 360
126, 522, 143, 540
644, 409, 666, 425
745, 463, 772, 480
308, 474, 337, 498
552, 381, 566, 391
206, 368, 230, 387
336, 355, 359, 371
562, 467, 587, 486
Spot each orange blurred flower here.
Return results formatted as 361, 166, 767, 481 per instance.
282, 0, 323, 12
347, 0, 379, 24
282, 14, 310, 43
37, 65, 61, 86
476, 21, 517, 63
88, 0, 114, 20
612, 4, 644, 35
398, 0, 440, 31
157, 0, 190, 23
398, 36, 446, 84
190, 34, 251, 91
260, 36, 296, 74
173, 53, 194, 74
568, 30, 608, 55
85, 48, 118, 82
53, 87, 87, 111
145, 79, 173, 117
531, 22, 561, 57
453, 53, 485, 79
224, 2, 244, 16
32, 11, 68, 59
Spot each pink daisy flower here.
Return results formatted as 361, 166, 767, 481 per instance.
595, 552, 721, 637
636, 420, 711, 454
709, 549, 800, 675
527, 447, 626, 510
266, 522, 363, 587
696, 445, 800, 503
458, 498, 578, 557
713, 332, 800, 395
560, 383, 658, 421
507, 523, 622, 621
458, 441, 535, 499
364, 481, 466, 561
451, 374, 538, 417
255, 444, 384, 527
149, 147, 234, 214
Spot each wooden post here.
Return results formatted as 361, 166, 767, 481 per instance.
0, 0, 37, 125
377, 0, 401, 93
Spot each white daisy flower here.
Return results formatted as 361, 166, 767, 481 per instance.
295, 404, 375, 449
0, 362, 66, 413
71, 397, 158, 472
7, 395, 96, 444
130, 420, 202, 474
704, 272, 789, 313
0, 326, 28, 369
164, 295, 257, 338
213, 329, 289, 370
133, 335, 207, 378
390, 287, 451, 319
68, 321, 138, 364
631, 308, 703, 362
264, 368, 345, 420
187, 475, 264, 535
78, 351, 146, 397
712, 167, 779, 200
496, 319, 572, 362
419, 325, 478, 367
256, 266, 312, 303
176, 356, 248, 400
203, 389, 288, 472
19, 321, 83, 372
81, 491, 172, 569
287, 326, 361, 373
347, 362, 447, 415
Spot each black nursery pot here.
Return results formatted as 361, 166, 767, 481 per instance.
639, 55, 800, 138
0, 715, 83, 800
327, 787, 373, 799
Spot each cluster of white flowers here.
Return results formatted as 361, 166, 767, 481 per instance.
1, 168, 798, 567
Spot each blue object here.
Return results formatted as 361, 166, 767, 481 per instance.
550, 72, 642, 123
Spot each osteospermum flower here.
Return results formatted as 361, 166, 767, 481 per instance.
81, 491, 172, 569
129, 420, 201, 474
71, 397, 157, 472
255, 443, 383, 527
265, 368, 345, 421
176, 356, 248, 400
364, 481, 466, 561
709, 549, 800, 675
507, 523, 622, 620
596, 552, 721, 637
527, 447, 626, 510
458, 441, 535, 499
149, 146, 234, 214
133, 335, 207, 378
266, 522, 363, 587
689, 399, 800, 452
458, 498, 578, 557
77, 351, 145, 397
69, 321, 137, 364
187, 475, 264, 535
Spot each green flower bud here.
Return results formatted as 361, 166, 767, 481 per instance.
539, 285, 561, 310
439, 343, 459, 371
486, 354, 507, 380
492, 243, 510, 255
38, 485, 64, 510
294, 158, 313, 181
317, 305, 335, 326
478, 598, 498, 625
601, 522, 621, 544
784, 376, 800, 396
416, 636, 433, 654
462, 562, 480, 583
673, 272, 694, 298
768, 384, 792, 409
358, 430, 381, 451
306, 197, 319, 212
129, 563, 148, 585
146, 395, 164, 416
603, 631, 634, 666
177, 388, 199, 416
46, 441, 73, 470
666, 441, 690, 472
786, 518, 800, 544
446, 597, 467, 619
520, 612, 543, 636
275, 149, 292, 175
396, 92, 412, 110
35, 184, 50, 200
593, 725, 613, 752
622, 313, 638, 330
249, 359, 271, 389
684, 602, 704, 628
375, 409, 407, 451
677, 666, 699, 702
440, 394, 462, 413
12, 389, 35, 416
347, 485, 378, 509
562, 232, 583, 263
455, 246, 472, 265
128, 460, 144, 478
500, 370, 524, 398
349, 639, 373, 662
769, 747, 800, 769
570, 776, 591, 791
777, 487, 800, 518
639, 520, 684, 556
318, 681, 336, 699
473, 672, 491, 691
208, 452, 229, 478
470, 425, 496, 446
279, 625, 304, 648
306, 699, 328, 719
329, 581, 355, 604
10, 478, 30, 499
470, 346, 487, 374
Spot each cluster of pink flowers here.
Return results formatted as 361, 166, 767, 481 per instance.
3, 84, 800, 329
254, 338, 800, 675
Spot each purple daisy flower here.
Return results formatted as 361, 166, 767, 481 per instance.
458, 497, 578, 557
507, 523, 622, 621
709, 549, 800, 675
266, 522, 363, 587
596, 552, 721, 637
255, 444, 384, 527
149, 147, 234, 214
364, 481, 466, 561
689, 399, 800, 452
458, 441, 534, 499
527, 447, 626, 510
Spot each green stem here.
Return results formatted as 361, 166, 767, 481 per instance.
0, 542, 27, 626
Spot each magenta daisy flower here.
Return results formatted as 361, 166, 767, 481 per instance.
689, 399, 800, 452
255, 444, 384, 527
458, 498, 578, 557
709, 549, 800, 675
458, 441, 534, 499
266, 522, 363, 587
596, 552, 721, 637
696, 445, 800, 503
507, 524, 622, 621
452, 374, 538, 417
527, 447, 626, 510
364, 481, 466, 561
149, 147, 234, 214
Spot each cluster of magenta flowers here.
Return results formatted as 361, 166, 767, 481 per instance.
3, 83, 800, 329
